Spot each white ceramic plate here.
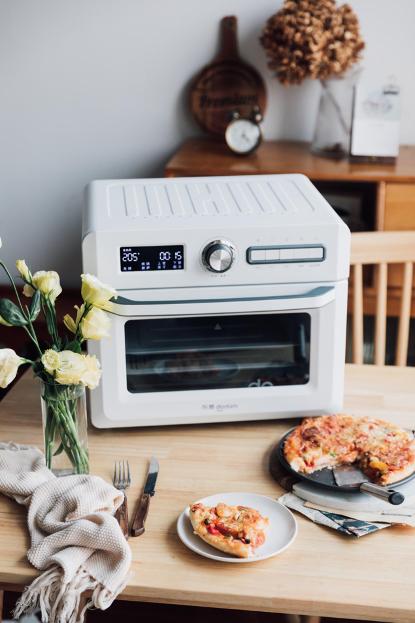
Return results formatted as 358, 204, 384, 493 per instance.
177, 492, 297, 563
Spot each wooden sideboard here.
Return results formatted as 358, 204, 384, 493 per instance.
165, 138, 415, 319
165, 138, 415, 227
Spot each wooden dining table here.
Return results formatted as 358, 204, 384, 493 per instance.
0, 364, 415, 623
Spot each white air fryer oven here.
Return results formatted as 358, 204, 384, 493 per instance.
82, 174, 350, 428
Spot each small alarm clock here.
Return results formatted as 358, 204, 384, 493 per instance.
225, 107, 263, 155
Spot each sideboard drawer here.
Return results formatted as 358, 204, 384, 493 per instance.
384, 183, 415, 288
384, 183, 415, 229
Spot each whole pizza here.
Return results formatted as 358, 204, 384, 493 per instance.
283, 414, 415, 485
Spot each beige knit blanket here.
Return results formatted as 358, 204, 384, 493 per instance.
0, 443, 131, 623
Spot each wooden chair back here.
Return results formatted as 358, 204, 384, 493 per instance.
350, 231, 415, 366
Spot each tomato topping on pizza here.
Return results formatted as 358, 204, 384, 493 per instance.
283, 414, 415, 485
189, 501, 268, 558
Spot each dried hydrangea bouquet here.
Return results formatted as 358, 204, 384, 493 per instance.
0, 253, 116, 475
261, 0, 365, 158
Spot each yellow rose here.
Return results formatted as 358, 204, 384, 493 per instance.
41, 349, 61, 375
81, 354, 101, 389
79, 306, 111, 340
81, 274, 117, 311
23, 283, 35, 298
16, 259, 31, 282
0, 315, 12, 327
55, 351, 88, 386
32, 270, 62, 302
0, 348, 23, 388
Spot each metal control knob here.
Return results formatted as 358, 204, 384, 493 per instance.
202, 240, 235, 273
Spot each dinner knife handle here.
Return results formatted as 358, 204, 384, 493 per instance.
360, 482, 405, 505
115, 495, 129, 539
131, 492, 151, 537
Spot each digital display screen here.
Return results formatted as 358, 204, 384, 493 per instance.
120, 245, 184, 272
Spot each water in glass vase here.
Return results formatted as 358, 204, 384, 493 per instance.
40, 381, 89, 476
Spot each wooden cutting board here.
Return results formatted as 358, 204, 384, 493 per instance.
190, 16, 267, 136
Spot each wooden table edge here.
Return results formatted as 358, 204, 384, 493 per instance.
0, 578, 413, 623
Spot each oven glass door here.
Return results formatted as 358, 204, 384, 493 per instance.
125, 313, 310, 393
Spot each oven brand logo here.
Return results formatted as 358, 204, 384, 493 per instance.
202, 403, 239, 412
248, 378, 274, 387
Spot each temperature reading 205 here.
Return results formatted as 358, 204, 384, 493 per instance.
120, 245, 184, 272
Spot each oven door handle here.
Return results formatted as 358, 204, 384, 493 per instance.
109, 285, 335, 317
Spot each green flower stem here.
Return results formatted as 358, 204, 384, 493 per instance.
50, 402, 86, 473
56, 400, 88, 471
42, 386, 89, 474
45, 298, 60, 349
0, 260, 43, 357
54, 400, 88, 472
75, 302, 92, 343
0, 261, 27, 316
25, 320, 43, 358
44, 406, 57, 468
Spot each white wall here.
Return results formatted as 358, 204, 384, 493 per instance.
1, 0, 414, 286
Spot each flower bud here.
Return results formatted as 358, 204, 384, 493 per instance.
16, 259, 31, 282
63, 314, 77, 334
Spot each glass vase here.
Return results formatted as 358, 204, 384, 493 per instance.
40, 381, 89, 476
311, 70, 360, 159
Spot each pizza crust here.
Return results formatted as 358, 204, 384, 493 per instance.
189, 512, 252, 557
379, 458, 415, 485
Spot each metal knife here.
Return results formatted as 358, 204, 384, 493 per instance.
333, 464, 405, 505
131, 456, 159, 537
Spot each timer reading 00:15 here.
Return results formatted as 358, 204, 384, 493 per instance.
120, 245, 184, 272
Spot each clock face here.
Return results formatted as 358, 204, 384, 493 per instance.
225, 119, 262, 154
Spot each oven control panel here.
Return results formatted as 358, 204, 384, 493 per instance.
84, 176, 350, 288
247, 245, 325, 264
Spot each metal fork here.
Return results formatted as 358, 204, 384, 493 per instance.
113, 460, 131, 539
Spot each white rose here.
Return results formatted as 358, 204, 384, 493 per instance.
0, 349, 23, 388
81, 274, 117, 311
55, 351, 88, 386
81, 354, 101, 389
80, 306, 111, 340
41, 349, 61, 375
31, 271, 62, 302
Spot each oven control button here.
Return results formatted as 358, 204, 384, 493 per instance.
202, 240, 235, 273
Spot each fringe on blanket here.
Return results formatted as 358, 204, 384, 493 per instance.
13, 564, 127, 623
